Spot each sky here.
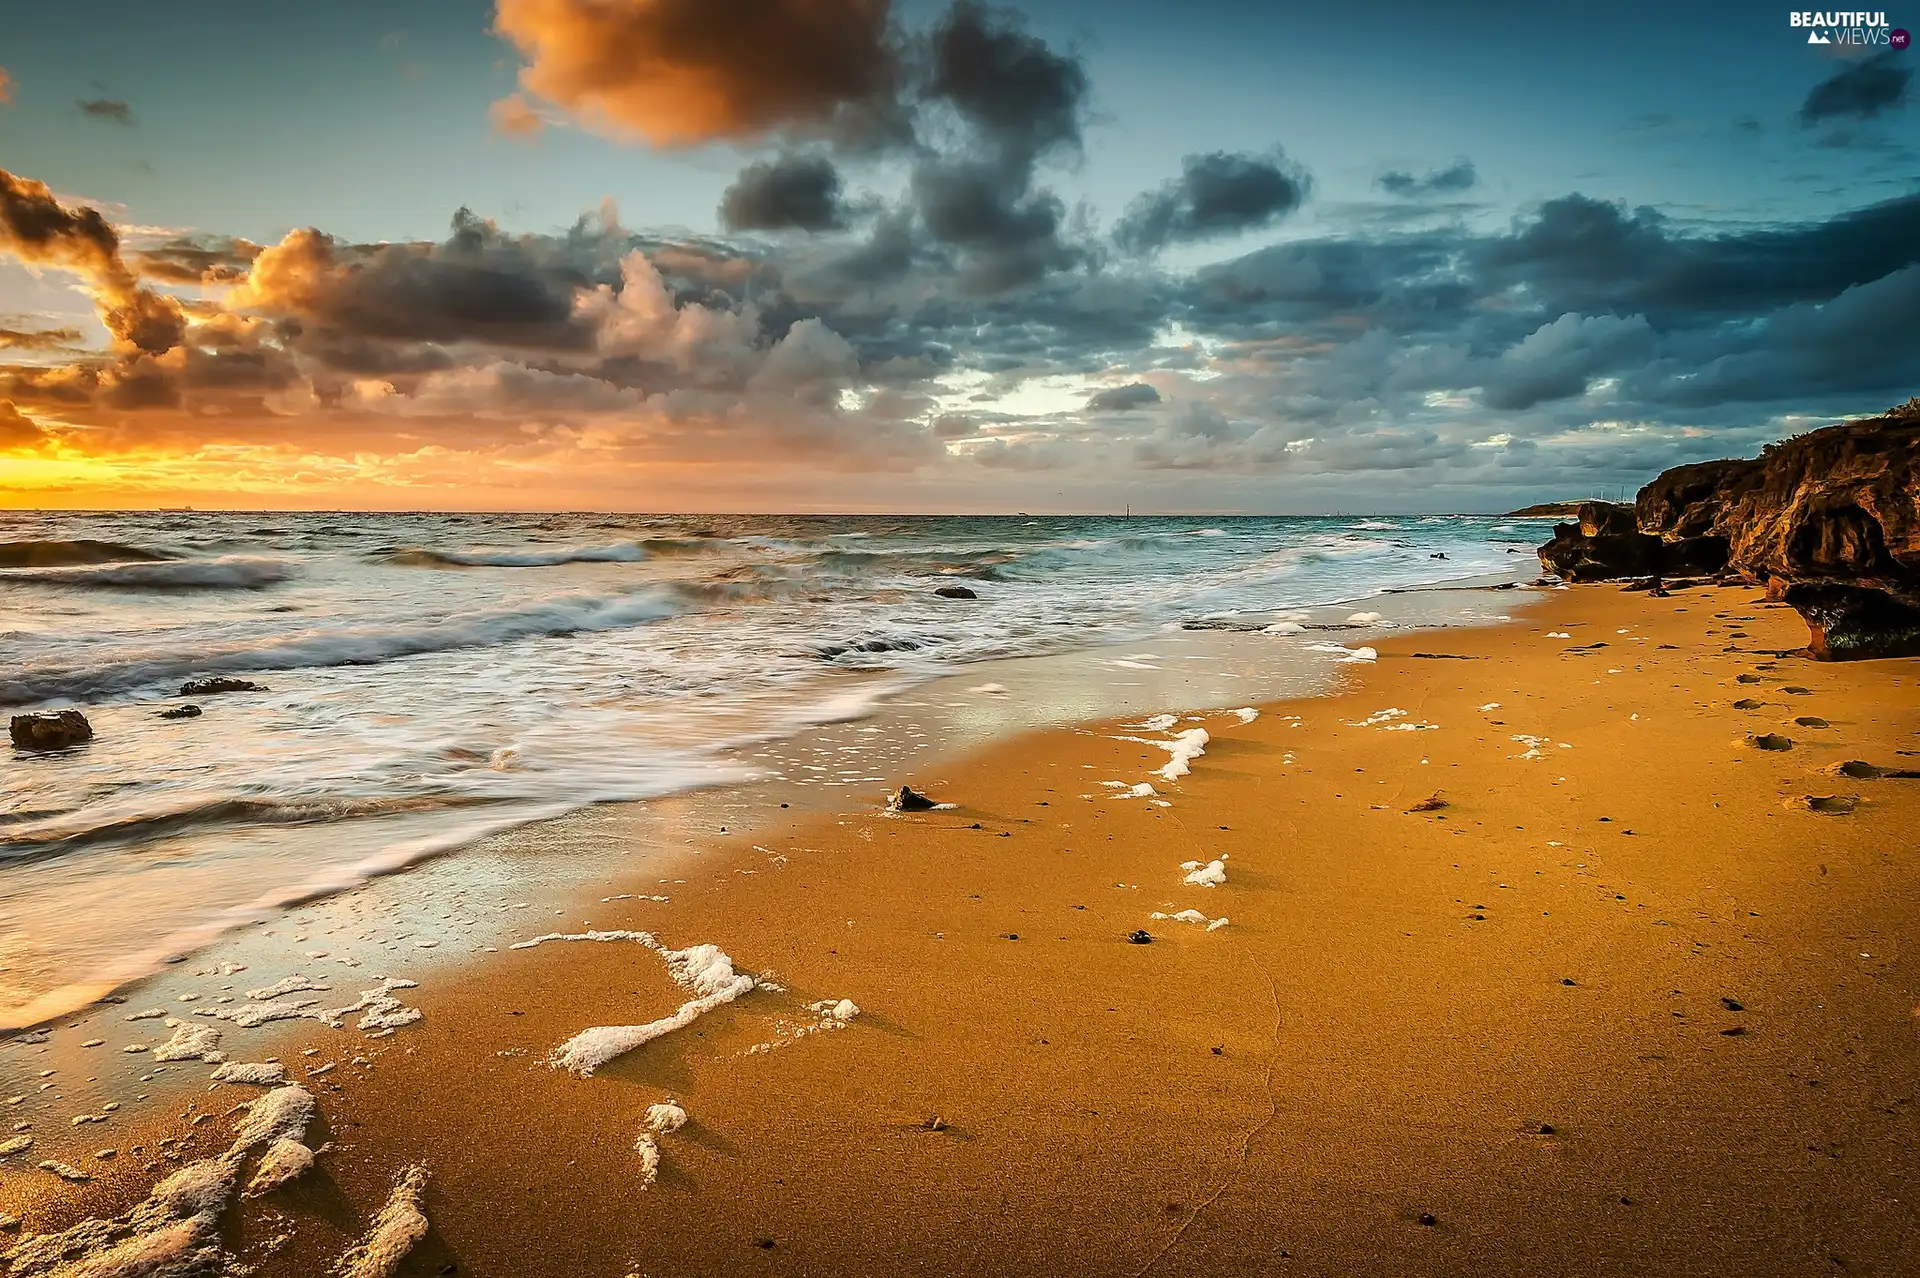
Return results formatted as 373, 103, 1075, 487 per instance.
0, 0, 1915, 512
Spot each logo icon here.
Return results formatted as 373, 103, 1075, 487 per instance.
1808, 27, 1832, 41
1893, 27, 1911, 47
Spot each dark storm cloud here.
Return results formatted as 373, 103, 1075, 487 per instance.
1376, 157, 1478, 197
234, 207, 597, 350
1114, 150, 1311, 254
1800, 52, 1910, 125
1476, 190, 1920, 320
76, 98, 134, 126
1086, 382, 1160, 411
719, 153, 848, 232
922, 1, 1086, 166
899, 3, 1095, 293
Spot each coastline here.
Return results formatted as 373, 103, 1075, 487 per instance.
7, 578, 1920, 1275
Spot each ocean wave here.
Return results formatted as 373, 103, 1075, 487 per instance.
0, 556, 296, 590
0, 588, 685, 706
0, 538, 174, 568
0, 792, 502, 863
381, 542, 644, 568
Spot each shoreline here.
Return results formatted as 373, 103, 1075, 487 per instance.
7, 578, 1919, 1274
0, 562, 1535, 1033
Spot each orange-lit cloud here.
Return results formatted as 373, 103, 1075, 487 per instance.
0, 169, 185, 355
489, 92, 545, 138
0, 67, 13, 105
0, 325, 82, 352
491, 0, 896, 146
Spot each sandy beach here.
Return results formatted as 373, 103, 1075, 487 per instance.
7, 579, 1919, 1276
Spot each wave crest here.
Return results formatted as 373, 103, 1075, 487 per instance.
1, 588, 685, 706
0, 556, 295, 590
381, 543, 643, 568
0, 539, 174, 568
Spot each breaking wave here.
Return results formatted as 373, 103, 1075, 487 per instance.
0, 538, 174, 568
0, 588, 686, 706
381, 542, 644, 568
0, 556, 296, 590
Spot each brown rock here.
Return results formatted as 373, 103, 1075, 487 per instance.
1634, 404, 1920, 659
10, 709, 93, 752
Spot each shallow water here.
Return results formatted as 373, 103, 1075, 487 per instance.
0, 511, 1546, 1025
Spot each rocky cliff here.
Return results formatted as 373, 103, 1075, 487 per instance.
1538, 401, 1920, 660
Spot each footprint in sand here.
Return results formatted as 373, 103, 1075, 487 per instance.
1732, 699, 1766, 710
1829, 760, 1920, 780
1735, 673, 1764, 685
1784, 686, 1812, 695
1795, 717, 1830, 729
1785, 795, 1858, 815
1743, 734, 1793, 752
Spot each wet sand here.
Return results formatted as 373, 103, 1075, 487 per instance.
9, 582, 1920, 1275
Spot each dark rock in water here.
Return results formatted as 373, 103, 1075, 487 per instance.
1537, 502, 1666, 582
933, 585, 978, 600
179, 677, 267, 696
11, 709, 93, 752
1430, 552, 1448, 559
1127, 930, 1153, 945
157, 704, 203, 720
1633, 405, 1920, 660
887, 785, 939, 812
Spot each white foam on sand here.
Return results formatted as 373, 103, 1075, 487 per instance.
232, 1085, 316, 1151
1347, 612, 1386, 625
635, 1101, 689, 1187
1182, 859, 1228, 888
1147, 728, 1210, 782
1510, 734, 1551, 760
335, 978, 423, 1034
1547, 631, 1572, 639
1125, 713, 1180, 733
244, 1137, 315, 1197
968, 683, 1009, 695
1228, 707, 1260, 724
195, 999, 336, 1029
1479, 702, 1501, 712
1262, 621, 1306, 635
246, 974, 330, 1001
209, 1061, 287, 1087
335, 1165, 430, 1278
809, 998, 859, 1024
153, 1020, 225, 1063
4, 1152, 242, 1278
1116, 782, 1158, 799
550, 943, 756, 1077
1307, 643, 1377, 662
1150, 909, 1229, 930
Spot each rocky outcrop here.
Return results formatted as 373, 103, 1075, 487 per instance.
1638, 404, 1919, 659
1535, 402, 1920, 658
10, 709, 93, 751
1536, 502, 1667, 581
933, 585, 978, 599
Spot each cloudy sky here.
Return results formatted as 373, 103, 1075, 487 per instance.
0, 0, 1915, 512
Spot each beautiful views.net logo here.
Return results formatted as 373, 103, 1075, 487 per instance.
1788, 11, 1906, 45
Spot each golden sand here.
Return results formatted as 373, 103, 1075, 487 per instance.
10, 583, 1920, 1275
